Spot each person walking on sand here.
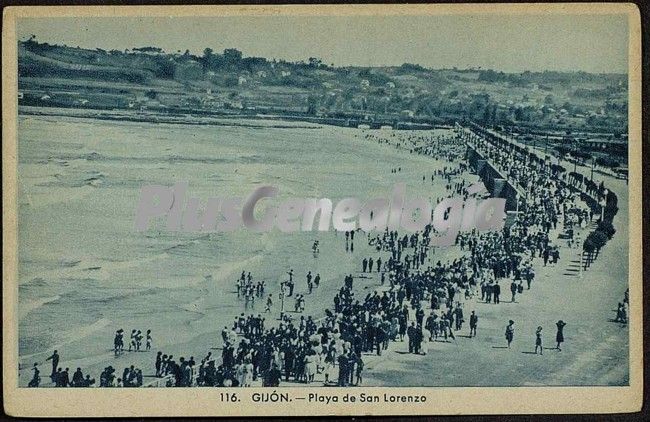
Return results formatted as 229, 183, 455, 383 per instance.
128, 329, 136, 352
485, 281, 493, 303
469, 311, 478, 338
355, 353, 364, 386
337, 350, 349, 386
265, 294, 273, 313
155, 352, 163, 377
534, 326, 543, 355
407, 322, 416, 352
505, 320, 515, 348
307, 271, 313, 294
60, 367, 71, 387
46, 350, 59, 379
114, 329, 124, 355
28, 363, 40, 387
286, 269, 294, 296
454, 305, 464, 331
146, 329, 152, 351
135, 330, 143, 351
72, 367, 84, 387
555, 320, 566, 351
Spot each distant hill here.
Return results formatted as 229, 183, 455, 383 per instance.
17, 39, 628, 133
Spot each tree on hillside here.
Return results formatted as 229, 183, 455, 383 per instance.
223, 48, 242, 66
241, 57, 267, 72
306, 95, 319, 115
398, 63, 426, 73
202, 47, 222, 71
308, 57, 323, 68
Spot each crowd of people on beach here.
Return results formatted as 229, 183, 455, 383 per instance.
113, 328, 153, 356
28, 335, 149, 387
28, 350, 97, 387
136, 128, 581, 388
26, 126, 619, 388
98, 364, 144, 387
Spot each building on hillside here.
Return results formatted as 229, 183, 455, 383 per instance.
137, 99, 166, 111
132, 47, 165, 56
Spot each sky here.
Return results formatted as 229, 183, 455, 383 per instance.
17, 14, 629, 74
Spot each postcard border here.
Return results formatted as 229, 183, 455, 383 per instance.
2, 3, 643, 417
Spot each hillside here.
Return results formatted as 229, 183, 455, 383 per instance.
18, 39, 628, 134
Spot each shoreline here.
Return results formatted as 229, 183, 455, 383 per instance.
18, 105, 453, 131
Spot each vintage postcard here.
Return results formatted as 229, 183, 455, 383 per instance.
2, 3, 643, 417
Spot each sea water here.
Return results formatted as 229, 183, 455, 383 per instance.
17, 113, 457, 380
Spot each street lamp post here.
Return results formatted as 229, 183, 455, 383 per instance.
515, 192, 520, 214
544, 134, 549, 155
573, 141, 578, 174
600, 189, 609, 222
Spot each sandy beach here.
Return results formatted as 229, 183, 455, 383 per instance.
16, 110, 629, 387
17, 111, 465, 386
